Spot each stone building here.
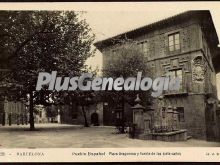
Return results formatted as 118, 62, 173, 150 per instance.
94, 11, 220, 140
59, 102, 104, 126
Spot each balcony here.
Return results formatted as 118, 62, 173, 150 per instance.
163, 84, 189, 97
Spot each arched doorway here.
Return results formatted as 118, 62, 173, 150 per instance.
91, 112, 99, 126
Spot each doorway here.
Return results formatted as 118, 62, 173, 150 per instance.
91, 112, 99, 126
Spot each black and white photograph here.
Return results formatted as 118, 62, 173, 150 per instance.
0, 3, 220, 153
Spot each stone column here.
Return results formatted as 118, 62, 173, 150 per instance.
158, 96, 165, 132
173, 107, 179, 130
167, 106, 174, 132
131, 94, 145, 135
144, 106, 154, 134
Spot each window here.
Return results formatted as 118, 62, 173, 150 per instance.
168, 33, 180, 52
137, 41, 149, 55
176, 107, 184, 122
168, 69, 183, 91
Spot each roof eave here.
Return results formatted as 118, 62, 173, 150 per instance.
94, 11, 219, 51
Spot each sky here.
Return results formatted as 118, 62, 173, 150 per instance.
82, 5, 220, 99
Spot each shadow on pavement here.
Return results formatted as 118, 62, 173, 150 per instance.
0, 124, 85, 132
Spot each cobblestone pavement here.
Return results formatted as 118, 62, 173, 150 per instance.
0, 124, 220, 148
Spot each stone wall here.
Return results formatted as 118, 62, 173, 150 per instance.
103, 101, 133, 126
60, 102, 104, 126
102, 19, 201, 69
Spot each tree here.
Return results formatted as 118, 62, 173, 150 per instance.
0, 11, 95, 130
102, 40, 151, 133
75, 91, 93, 127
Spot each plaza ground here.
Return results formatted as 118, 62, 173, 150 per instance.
0, 124, 220, 148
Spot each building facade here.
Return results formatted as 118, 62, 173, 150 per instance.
94, 11, 220, 140
59, 102, 104, 126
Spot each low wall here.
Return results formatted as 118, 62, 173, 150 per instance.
150, 129, 187, 142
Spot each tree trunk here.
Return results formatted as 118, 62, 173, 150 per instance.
2, 112, 5, 126
29, 91, 35, 131
82, 105, 89, 127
